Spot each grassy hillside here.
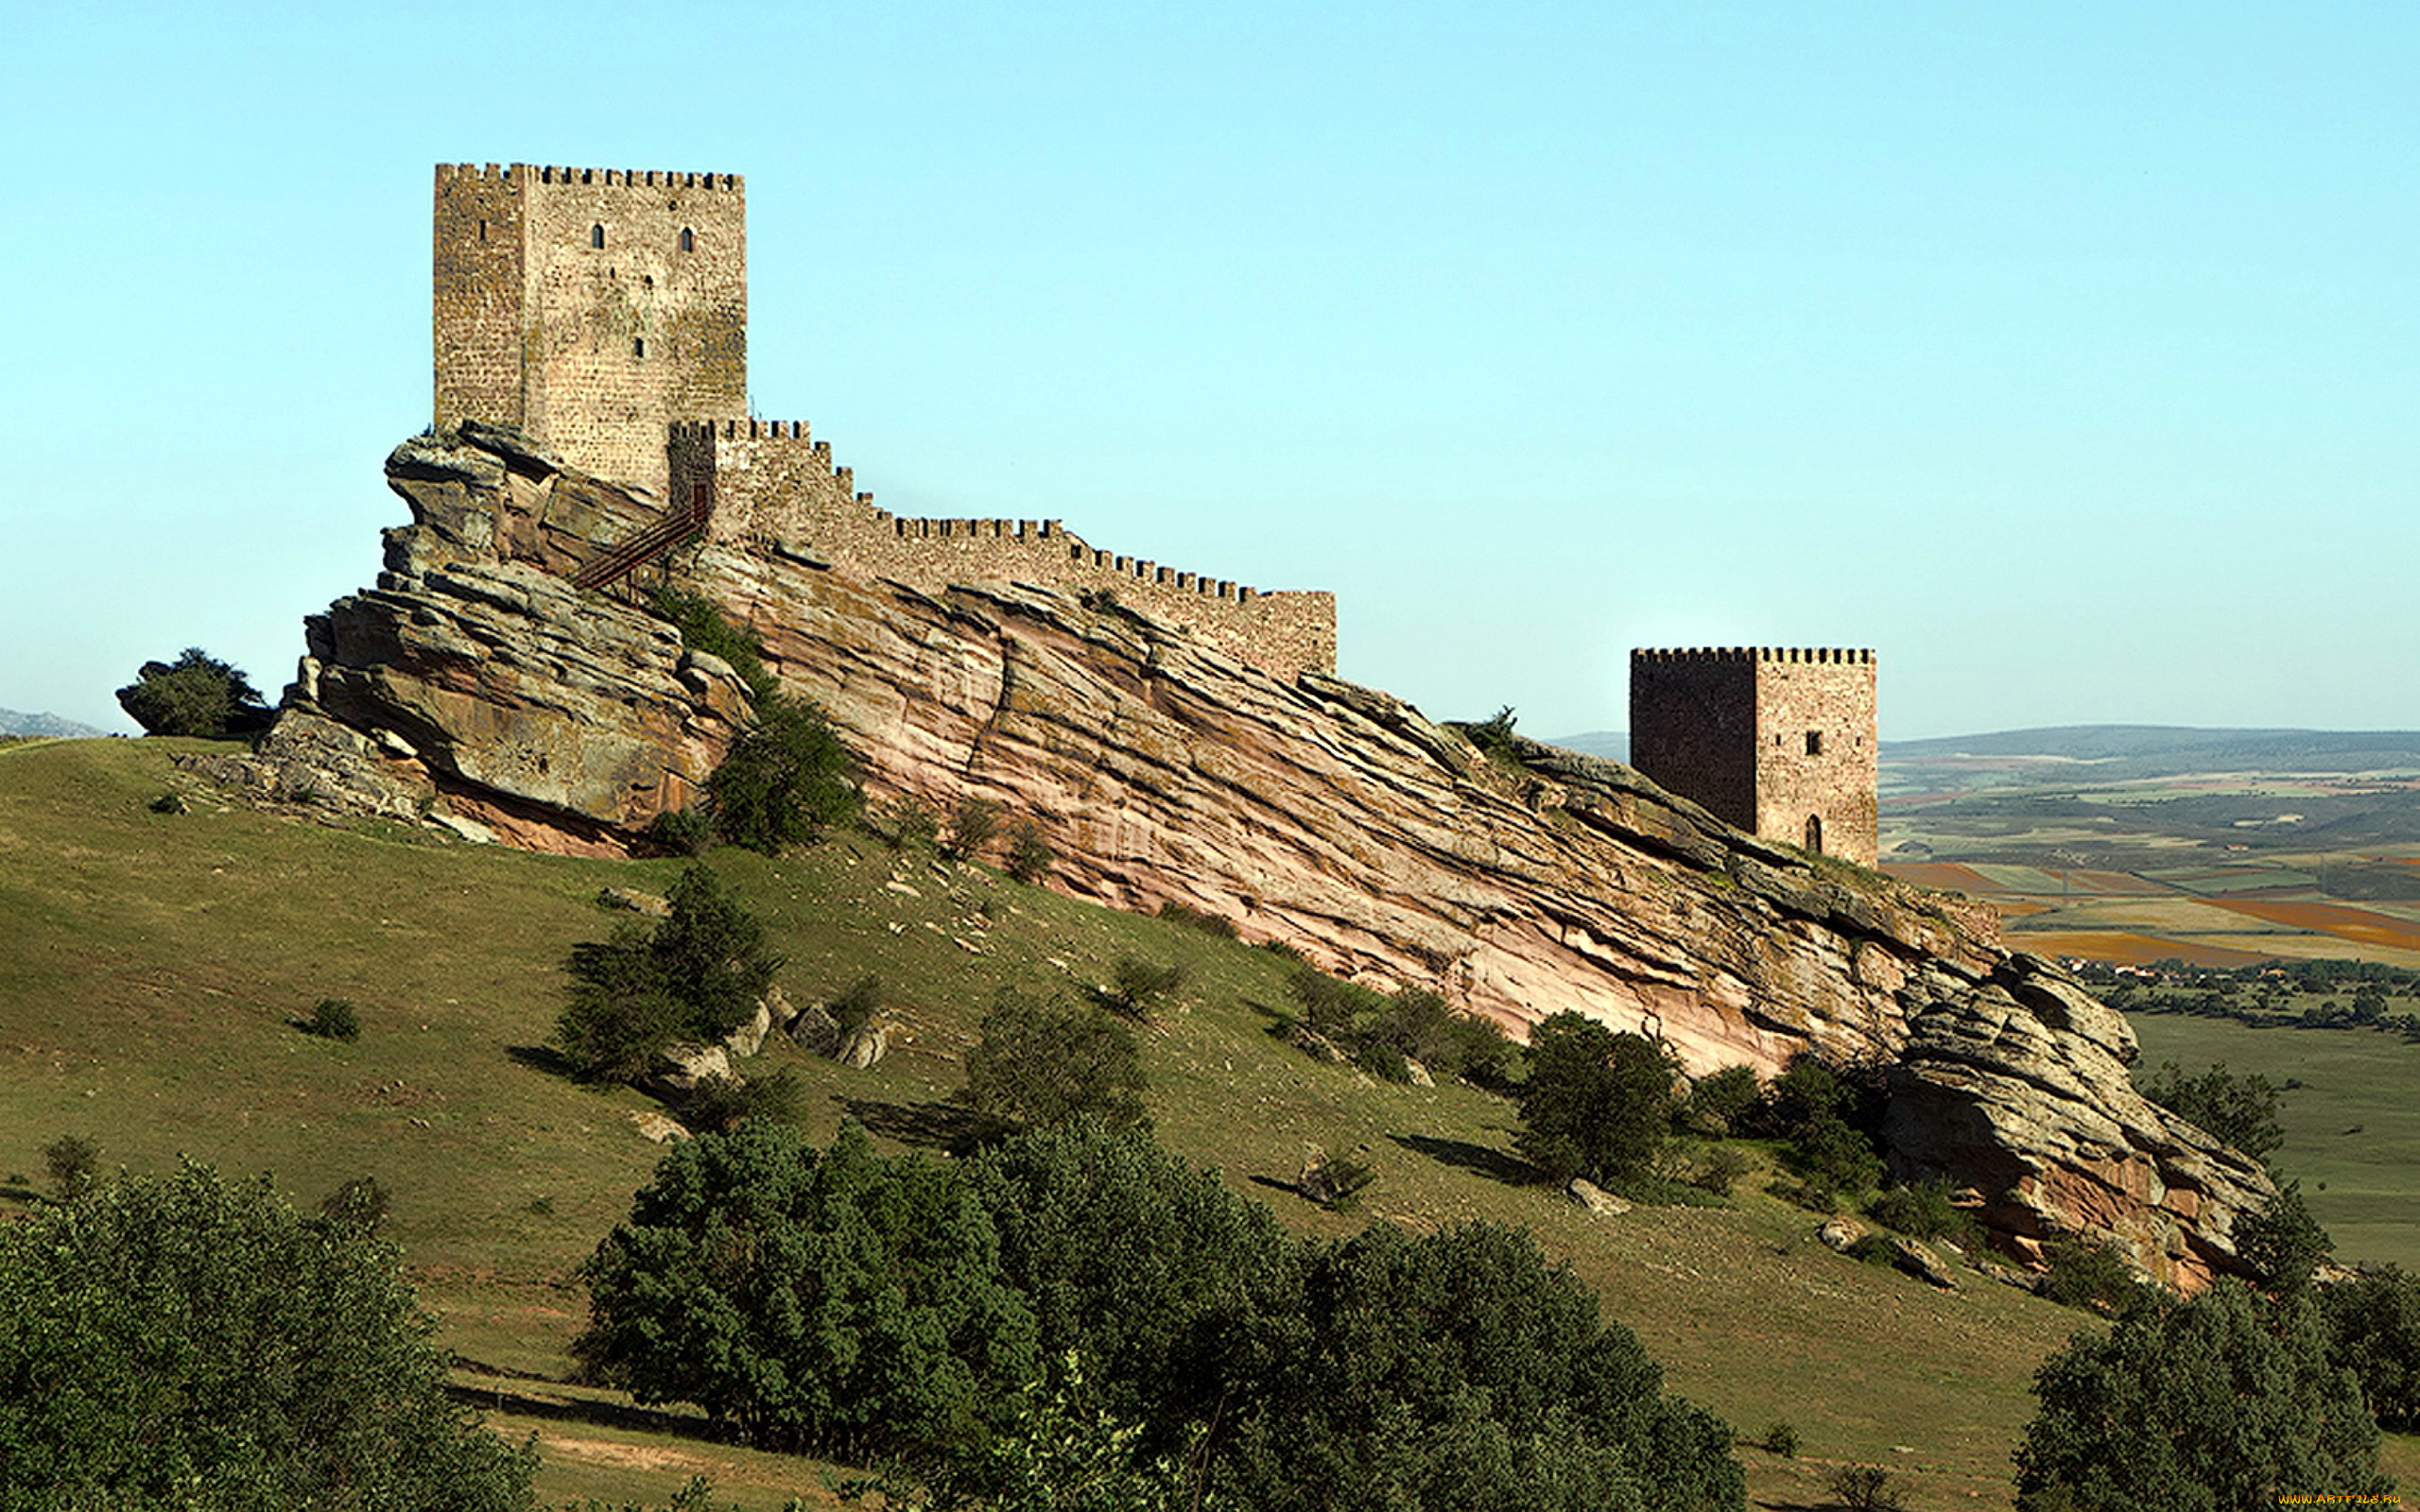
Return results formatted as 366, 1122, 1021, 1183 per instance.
4, 736, 2385, 1509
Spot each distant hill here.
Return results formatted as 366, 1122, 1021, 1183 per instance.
1888, 725, 2420, 781
1544, 730, 1627, 763
0, 708, 105, 738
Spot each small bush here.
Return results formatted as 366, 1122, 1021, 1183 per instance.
1101, 956, 1185, 1021
684, 1071, 804, 1133
1465, 705, 1519, 762
319, 1175, 391, 1234
1868, 1178, 1979, 1247
555, 867, 783, 1084
1685, 1065, 1762, 1136
1828, 1464, 1906, 1512
302, 997, 361, 1042
1156, 901, 1238, 938
711, 697, 861, 854
115, 647, 272, 738
1004, 818, 1053, 884
1284, 966, 1384, 1038
1515, 1013, 1681, 1186
2138, 1059, 2284, 1161
943, 796, 1002, 863
2040, 1234, 2146, 1313
874, 796, 941, 853
1352, 1041, 1413, 1083
829, 974, 884, 1037
647, 808, 714, 856
962, 989, 1149, 1132
2238, 1180, 2333, 1297
42, 1135, 100, 1201
1693, 1145, 1753, 1196
648, 585, 776, 703
1761, 1420, 1799, 1457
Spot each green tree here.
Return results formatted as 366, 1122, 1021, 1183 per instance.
965, 1119, 1298, 1458
577, 1122, 1038, 1457
2138, 1060, 2285, 1161
961, 989, 1150, 1133
555, 865, 782, 1083
1218, 1220, 1742, 1512
2014, 1280, 2388, 1510
41, 1135, 100, 1201
2321, 1265, 2420, 1431
0, 1160, 534, 1511
1514, 1013, 1680, 1186
2238, 1181, 2333, 1299
113, 648, 271, 738
709, 696, 861, 854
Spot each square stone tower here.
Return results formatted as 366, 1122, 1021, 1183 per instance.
1629, 646, 1879, 864
433, 163, 747, 501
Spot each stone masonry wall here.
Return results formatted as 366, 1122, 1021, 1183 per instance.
672, 419, 1338, 679
433, 164, 747, 503
1630, 650, 1758, 833
1753, 649, 1879, 865
1632, 646, 1879, 866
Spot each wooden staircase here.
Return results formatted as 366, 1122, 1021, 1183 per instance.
574, 485, 712, 592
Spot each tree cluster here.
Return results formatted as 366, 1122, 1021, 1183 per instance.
554, 865, 782, 1083
578, 1119, 1744, 1512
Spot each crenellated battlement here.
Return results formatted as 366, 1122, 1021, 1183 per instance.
436, 161, 1332, 680
1633, 647, 1874, 664
436, 163, 740, 191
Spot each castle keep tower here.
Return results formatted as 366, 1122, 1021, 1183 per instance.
434, 163, 746, 500
1630, 647, 1878, 865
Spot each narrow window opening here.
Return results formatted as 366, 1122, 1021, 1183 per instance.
1805, 815, 1824, 854
477, 218, 487, 242
1805, 730, 1823, 756
590, 223, 605, 249
692, 483, 709, 508
679, 227, 695, 252
632, 337, 646, 358
642, 274, 654, 289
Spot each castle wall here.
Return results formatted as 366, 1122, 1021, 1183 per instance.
433, 165, 526, 433
1753, 649, 1878, 865
1629, 650, 1759, 833
676, 420, 1338, 679
433, 164, 747, 502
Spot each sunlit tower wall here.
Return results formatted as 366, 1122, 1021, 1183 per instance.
1630, 647, 1879, 866
433, 163, 747, 501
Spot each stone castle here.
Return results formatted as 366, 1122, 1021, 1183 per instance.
431, 163, 1336, 679
1630, 646, 1879, 866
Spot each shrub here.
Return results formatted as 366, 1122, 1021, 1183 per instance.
1004, 818, 1054, 884
1761, 1420, 1799, 1457
1867, 1178, 1979, 1247
1692, 1145, 1753, 1197
1100, 956, 1185, 1021
1352, 1040, 1413, 1083
873, 794, 942, 853
647, 584, 777, 702
829, 973, 884, 1036
1156, 900, 1238, 938
2038, 1235, 2148, 1314
1514, 1012, 1681, 1186
318, 1175, 391, 1235
1828, 1465, 1906, 1512
42, 1134, 100, 1201
710, 696, 861, 854
2138, 1059, 2285, 1161
1218, 1219, 1743, 1512
962, 989, 1150, 1132
2320, 1264, 2420, 1429
2015, 1280, 2388, 1508
2238, 1180, 2333, 1298
114, 647, 271, 738
0, 1160, 535, 1509
1283, 966, 1383, 1039
302, 996, 360, 1042
943, 796, 1002, 862
578, 1122, 1038, 1456
554, 865, 783, 1083
1685, 1066, 1761, 1137
682, 1070, 804, 1132
647, 807, 714, 856
1465, 705, 1520, 762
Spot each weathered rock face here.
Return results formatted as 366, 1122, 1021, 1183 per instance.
273, 425, 2271, 1288
272, 424, 754, 855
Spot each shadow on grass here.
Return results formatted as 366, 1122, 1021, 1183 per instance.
1389, 1133, 1543, 1188
506, 1044, 580, 1080
837, 1095, 1013, 1154
442, 1380, 733, 1443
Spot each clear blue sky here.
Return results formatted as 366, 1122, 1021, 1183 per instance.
2, 2, 2411, 739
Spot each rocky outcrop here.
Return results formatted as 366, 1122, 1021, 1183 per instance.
264, 425, 2271, 1289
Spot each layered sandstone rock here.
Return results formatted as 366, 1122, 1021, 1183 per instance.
268, 425, 2272, 1287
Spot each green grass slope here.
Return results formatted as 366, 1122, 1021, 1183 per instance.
0, 736, 2276, 1509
